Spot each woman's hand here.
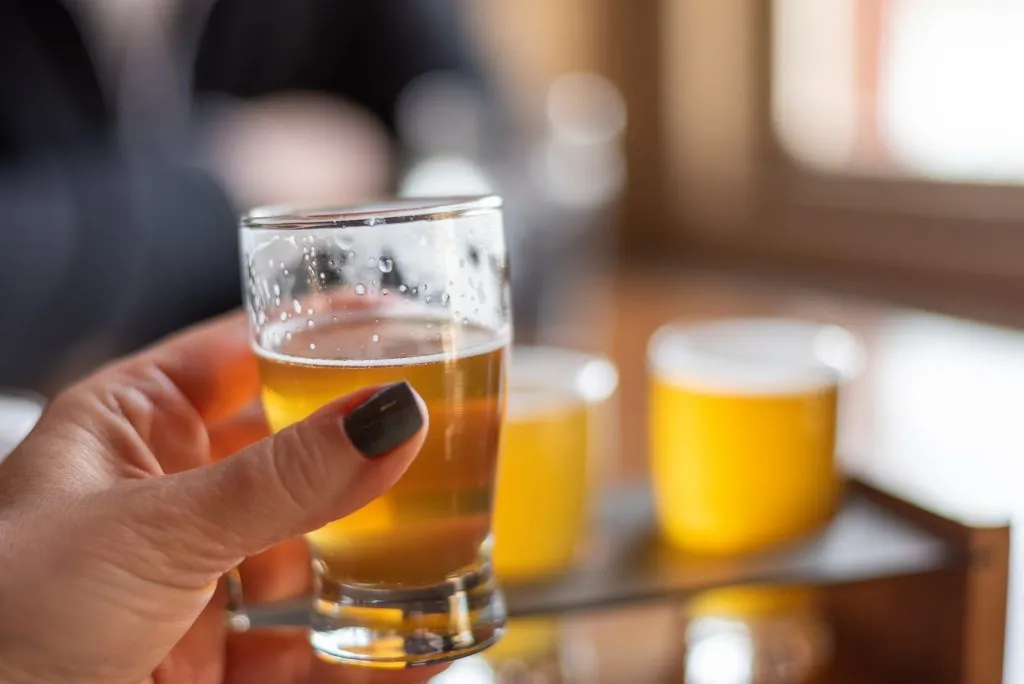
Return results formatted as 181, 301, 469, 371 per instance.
0, 313, 436, 684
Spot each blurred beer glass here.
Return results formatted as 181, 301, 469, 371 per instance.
648, 319, 860, 554
492, 347, 618, 581
241, 196, 511, 667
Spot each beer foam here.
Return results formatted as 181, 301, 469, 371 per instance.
252, 319, 507, 370
647, 318, 859, 395
507, 347, 618, 420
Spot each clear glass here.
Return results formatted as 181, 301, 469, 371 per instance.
241, 195, 510, 667
647, 318, 861, 555
492, 347, 618, 581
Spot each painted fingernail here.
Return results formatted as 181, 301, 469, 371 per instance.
343, 382, 423, 459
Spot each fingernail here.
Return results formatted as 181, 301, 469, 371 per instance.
343, 382, 423, 459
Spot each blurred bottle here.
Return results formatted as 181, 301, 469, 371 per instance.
676, 586, 832, 684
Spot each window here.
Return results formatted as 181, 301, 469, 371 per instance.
774, 0, 1024, 185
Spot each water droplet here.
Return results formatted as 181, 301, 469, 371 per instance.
462, 317, 469, 325
306, 307, 314, 315
347, 250, 356, 259
307, 320, 315, 328
371, 333, 380, 343
371, 279, 378, 286
459, 259, 466, 268
441, 293, 451, 306
419, 283, 428, 292
425, 295, 433, 303
268, 259, 275, 268
285, 331, 293, 341
399, 284, 408, 293
382, 288, 390, 296
318, 272, 326, 280
292, 300, 302, 313
273, 284, 281, 296
309, 343, 316, 351
367, 256, 378, 268
256, 311, 267, 325
274, 297, 281, 306
279, 312, 288, 321
378, 256, 394, 273
367, 217, 379, 226
354, 283, 367, 295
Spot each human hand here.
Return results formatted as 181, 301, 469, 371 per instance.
0, 313, 437, 684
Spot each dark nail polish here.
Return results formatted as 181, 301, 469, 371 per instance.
343, 382, 423, 459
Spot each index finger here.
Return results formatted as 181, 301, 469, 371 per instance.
128, 310, 259, 423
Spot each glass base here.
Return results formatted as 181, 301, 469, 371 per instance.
310, 565, 506, 668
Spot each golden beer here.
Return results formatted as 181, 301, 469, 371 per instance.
492, 348, 617, 581
493, 390, 590, 580
649, 319, 857, 555
258, 315, 507, 586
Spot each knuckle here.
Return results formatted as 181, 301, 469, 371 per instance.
268, 423, 333, 516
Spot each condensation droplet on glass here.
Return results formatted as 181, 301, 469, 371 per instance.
268, 258, 275, 268
425, 295, 433, 303
399, 284, 408, 293
367, 256, 378, 268
371, 333, 380, 343
370, 279, 378, 286
309, 343, 316, 351
306, 307, 314, 315
378, 256, 394, 273
319, 272, 326, 280
285, 331, 293, 341
419, 283, 428, 293
274, 297, 281, 306
354, 283, 367, 296
382, 288, 390, 296
273, 284, 281, 296
347, 250, 356, 259
307, 320, 315, 328
441, 293, 450, 306
279, 312, 288, 321
292, 300, 302, 313
462, 317, 469, 325
459, 259, 466, 268
257, 311, 267, 325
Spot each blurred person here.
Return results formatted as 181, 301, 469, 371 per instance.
0, 312, 443, 683
0, 0, 501, 393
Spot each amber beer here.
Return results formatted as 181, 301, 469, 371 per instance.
258, 315, 507, 587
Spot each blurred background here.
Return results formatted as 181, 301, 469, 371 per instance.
3, 0, 1024, 682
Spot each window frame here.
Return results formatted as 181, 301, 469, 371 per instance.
662, 0, 1024, 284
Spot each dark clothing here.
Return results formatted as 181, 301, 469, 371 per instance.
0, 0, 489, 391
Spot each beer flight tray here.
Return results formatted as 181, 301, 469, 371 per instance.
248, 481, 958, 626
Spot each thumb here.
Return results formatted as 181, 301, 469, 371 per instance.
144, 381, 427, 573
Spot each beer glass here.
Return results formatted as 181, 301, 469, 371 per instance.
492, 347, 617, 581
648, 318, 859, 554
241, 196, 510, 666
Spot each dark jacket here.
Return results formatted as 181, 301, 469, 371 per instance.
0, 0, 491, 391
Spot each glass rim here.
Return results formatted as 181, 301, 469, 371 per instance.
509, 345, 619, 404
241, 195, 503, 230
647, 316, 863, 393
